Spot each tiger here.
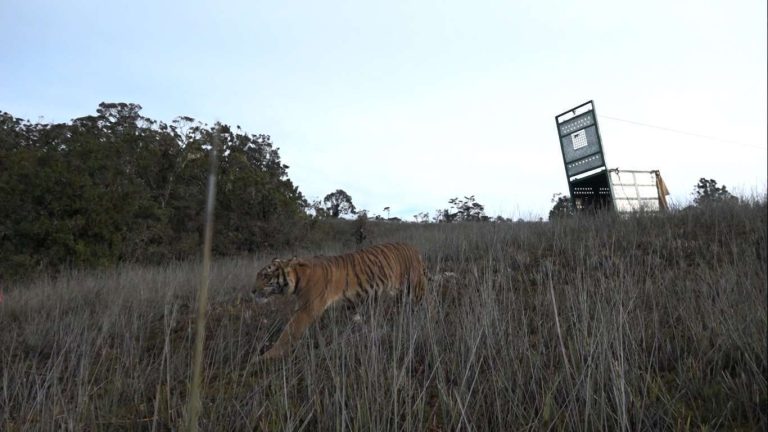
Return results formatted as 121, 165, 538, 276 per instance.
252, 242, 428, 360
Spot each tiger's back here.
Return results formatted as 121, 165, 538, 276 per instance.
305, 242, 427, 307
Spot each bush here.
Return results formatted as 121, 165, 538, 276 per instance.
0, 104, 306, 279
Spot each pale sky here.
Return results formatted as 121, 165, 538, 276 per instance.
2, 0, 766, 220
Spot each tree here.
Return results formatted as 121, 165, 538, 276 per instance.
434, 195, 488, 222
413, 212, 430, 223
433, 208, 457, 223
352, 211, 368, 245
548, 193, 574, 221
693, 178, 737, 206
450, 196, 488, 221
306, 199, 327, 218
323, 189, 357, 218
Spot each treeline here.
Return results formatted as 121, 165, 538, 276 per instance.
0, 103, 306, 279
3, 103, 760, 280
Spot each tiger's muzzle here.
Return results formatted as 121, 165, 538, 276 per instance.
252, 282, 282, 304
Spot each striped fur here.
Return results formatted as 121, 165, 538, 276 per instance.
253, 242, 427, 359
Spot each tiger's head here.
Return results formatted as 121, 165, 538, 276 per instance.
252, 257, 301, 302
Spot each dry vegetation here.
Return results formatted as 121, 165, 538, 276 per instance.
1, 202, 766, 430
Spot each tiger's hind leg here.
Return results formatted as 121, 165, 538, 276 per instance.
412, 271, 428, 302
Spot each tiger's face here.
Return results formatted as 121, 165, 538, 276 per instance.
252, 258, 298, 301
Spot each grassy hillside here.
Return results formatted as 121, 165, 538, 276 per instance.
1, 202, 766, 430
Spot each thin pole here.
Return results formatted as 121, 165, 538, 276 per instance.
186, 127, 219, 431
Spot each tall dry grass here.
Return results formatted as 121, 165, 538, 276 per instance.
1, 202, 766, 430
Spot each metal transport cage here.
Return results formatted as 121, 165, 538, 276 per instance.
555, 101, 670, 214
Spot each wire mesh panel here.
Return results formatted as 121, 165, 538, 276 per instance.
609, 170, 663, 213
553, 101, 670, 214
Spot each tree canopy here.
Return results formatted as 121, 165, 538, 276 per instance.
434, 196, 488, 223
323, 189, 357, 218
692, 178, 737, 206
0, 103, 306, 279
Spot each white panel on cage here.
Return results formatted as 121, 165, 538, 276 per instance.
571, 130, 588, 150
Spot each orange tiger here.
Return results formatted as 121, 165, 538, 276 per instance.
252, 242, 427, 359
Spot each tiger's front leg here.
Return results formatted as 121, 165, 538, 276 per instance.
260, 305, 319, 360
